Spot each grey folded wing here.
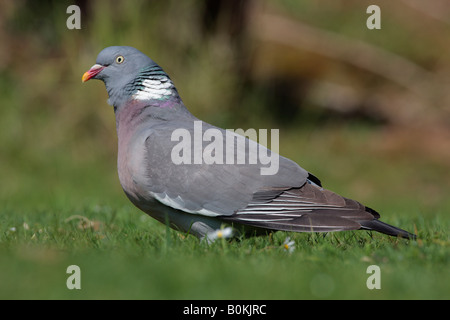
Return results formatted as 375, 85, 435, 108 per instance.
141, 120, 309, 216
223, 183, 378, 232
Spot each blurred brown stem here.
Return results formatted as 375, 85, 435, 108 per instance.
251, 11, 436, 99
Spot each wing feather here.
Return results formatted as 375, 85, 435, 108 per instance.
222, 183, 377, 232
141, 119, 308, 216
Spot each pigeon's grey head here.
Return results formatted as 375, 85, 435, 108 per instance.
83, 46, 179, 108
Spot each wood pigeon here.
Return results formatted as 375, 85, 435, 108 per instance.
82, 46, 416, 240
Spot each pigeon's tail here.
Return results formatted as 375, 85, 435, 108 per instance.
360, 219, 416, 240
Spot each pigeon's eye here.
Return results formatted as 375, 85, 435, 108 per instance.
116, 55, 125, 64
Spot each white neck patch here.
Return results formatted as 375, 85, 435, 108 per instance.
132, 78, 175, 101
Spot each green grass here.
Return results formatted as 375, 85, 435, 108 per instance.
1, 126, 448, 300
0, 203, 447, 300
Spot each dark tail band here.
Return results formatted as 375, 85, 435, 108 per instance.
360, 219, 416, 240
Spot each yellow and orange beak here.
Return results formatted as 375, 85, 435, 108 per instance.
82, 64, 105, 82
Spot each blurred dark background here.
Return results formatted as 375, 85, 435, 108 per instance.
1, 0, 449, 214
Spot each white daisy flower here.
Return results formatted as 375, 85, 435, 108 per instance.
205, 227, 234, 243
283, 237, 296, 253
